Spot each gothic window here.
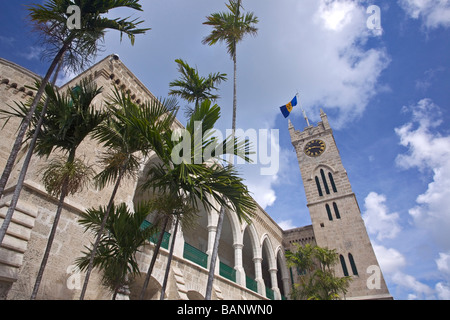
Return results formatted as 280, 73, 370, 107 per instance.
315, 176, 323, 197
349, 253, 358, 276
333, 202, 341, 219
340, 255, 349, 277
320, 169, 330, 194
328, 172, 338, 193
326, 204, 333, 221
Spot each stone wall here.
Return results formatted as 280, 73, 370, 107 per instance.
0, 55, 289, 300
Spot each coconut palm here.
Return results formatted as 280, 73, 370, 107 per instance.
202, 0, 258, 300
0, 0, 149, 208
24, 78, 107, 299
134, 99, 256, 299
75, 201, 159, 300
169, 58, 227, 116
78, 88, 178, 299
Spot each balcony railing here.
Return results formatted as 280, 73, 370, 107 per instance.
183, 242, 208, 269
219, 262, 236, 283
246, 276, 258, 293
140, 220, 171, 250
266, 287, 275, 300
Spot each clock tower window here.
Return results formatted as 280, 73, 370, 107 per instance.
315, 176, 323, 197
349, 253, 358, 276
329, 172, 338, 193
326, 204, 333, 221
333, 202, 341, 219
340, 255, 349, 277
320, 169, 330, 195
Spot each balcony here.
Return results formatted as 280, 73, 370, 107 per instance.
183, 242, 208, 269
140, 220, 171, 250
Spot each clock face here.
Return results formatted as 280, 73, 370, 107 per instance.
304, 139, 326, 157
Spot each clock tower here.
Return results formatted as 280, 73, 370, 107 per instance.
288, 109, 392, 299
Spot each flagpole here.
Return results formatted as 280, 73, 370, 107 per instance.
296, 92, 310, 127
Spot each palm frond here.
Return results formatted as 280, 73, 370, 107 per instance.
40, 155, 95, 197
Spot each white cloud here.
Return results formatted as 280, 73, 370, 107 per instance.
277, 219, 297, 230
435, 282, 450, 299
20, 46, 44, 61
395, 99, 450, 251
399, 0, 450, 28
363, 192, 402, 241
392, 272, 435, 299
388, 99, 450, 299
373, 243, 406, 274
436, 252, 450, 275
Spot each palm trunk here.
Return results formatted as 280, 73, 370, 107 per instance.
0, 60, 63, 246
30, 148, 76, 299
79, 165, 127, 300
139, 215, 169, 300
160, 214, 179, 300
231, 47, 237, 140
205, 206, 225, 300
0, 40, 71, 201
205, 39, 238, 302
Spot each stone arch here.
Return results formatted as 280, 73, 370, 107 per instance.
187, 291, 204, 300
242, 223, 261, 259
129, 274, 164, 300
275, 246, 290, 298
241, 223, 260, 283
309, 163, 338, 181
260, 234, 276, 270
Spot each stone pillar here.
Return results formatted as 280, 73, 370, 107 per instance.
172, 218, 185, 258
282, 276, 290, 299
207, 225, 219, 274
253, 257, 265, 296
233, 243, 245, 286
269, 268, 281, 300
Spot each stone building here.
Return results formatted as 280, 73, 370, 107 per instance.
0, 55, 391, 300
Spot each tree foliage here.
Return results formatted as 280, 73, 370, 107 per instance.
286, 243, 352, 300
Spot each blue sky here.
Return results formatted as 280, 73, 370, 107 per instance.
1, 0, 450, 300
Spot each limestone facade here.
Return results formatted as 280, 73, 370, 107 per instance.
0, 55, 391, 300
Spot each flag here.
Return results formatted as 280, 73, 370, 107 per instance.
280, 96, 298, 118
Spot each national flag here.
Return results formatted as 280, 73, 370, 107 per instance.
280, 96, 298, 118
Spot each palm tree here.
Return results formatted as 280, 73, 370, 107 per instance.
75, 202, 158, 300
78, 88, 178, 299
169, 58, 227, 116
0, 60, 63, 246
0, 0, 149, 215
202, 0, 258, 300
202, 0, 258, 135
26, 78, 107, 299
134, 99, 256, 299
286, 244, 352, 300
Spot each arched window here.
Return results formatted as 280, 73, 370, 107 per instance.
340, 255, 349, 277
326, 204, 333, 221
333, 202, 341, 219
328, 172, 338, 193
320, 169, 330, 194
348, 253, 358, 276
315, 176, 323, 197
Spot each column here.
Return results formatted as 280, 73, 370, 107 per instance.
269, 268, 281, 300
253, 257, 265, 296
233, 243, 245, 286
207, 225, 219, 274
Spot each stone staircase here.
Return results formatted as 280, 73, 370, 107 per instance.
0, 199, 37, 292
